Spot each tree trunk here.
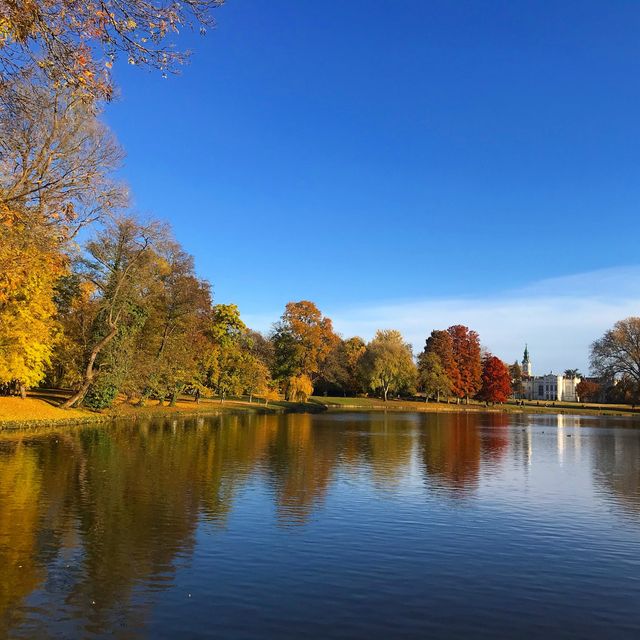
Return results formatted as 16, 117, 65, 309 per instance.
169, 386, 182, 407
249, 392, 253, 403
437, 390, 440, 403
61, 325, 118, 409
19, 383, 26, 399
383, 386, 388, 402
137, 389, 151, 407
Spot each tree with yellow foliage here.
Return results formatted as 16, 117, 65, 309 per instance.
285, 374, 314, 403
0, 206, 63, 396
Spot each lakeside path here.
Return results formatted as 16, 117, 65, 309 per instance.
1, 391, 639, 430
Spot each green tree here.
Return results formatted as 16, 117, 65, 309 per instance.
315, 336, 366, 396
61, 216, 164, 408
359, 330, 416, 401
205, 304, 248, 402
509, 361, 523, 397
417, 352, 451, 402
423, 329, 459, 395
134, 242, 212, 406
239, 355, 271, 403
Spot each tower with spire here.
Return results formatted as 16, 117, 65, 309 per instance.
522, 344, 532, 377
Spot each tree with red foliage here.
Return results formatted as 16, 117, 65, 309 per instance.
576, 379, 600, 403
447, 325, 482, 401
478, 355, 512, 403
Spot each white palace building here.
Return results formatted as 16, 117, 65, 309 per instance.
520, 346, 581, 402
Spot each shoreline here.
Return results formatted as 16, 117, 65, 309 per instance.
1, 392, 639, 430
0, 394, 321, 431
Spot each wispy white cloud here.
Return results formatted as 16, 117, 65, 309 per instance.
244, 266, 640, 375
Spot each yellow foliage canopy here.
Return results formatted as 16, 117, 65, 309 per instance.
285, 374, 313, 403
0, 207, 64, 389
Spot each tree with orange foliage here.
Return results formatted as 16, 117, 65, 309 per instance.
447, 325, 482, 401
271, 301, 339, 384
478, 354, 512, 404
0, 0, 224, 101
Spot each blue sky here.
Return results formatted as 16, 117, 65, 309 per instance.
104, 1, 640, 371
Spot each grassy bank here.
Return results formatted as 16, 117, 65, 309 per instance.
311, 396, 640, 418
0, 390, 322, 430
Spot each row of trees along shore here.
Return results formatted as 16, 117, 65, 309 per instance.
1, 1, 640, 409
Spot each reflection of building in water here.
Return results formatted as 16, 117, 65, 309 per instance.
519, 345, 580, 402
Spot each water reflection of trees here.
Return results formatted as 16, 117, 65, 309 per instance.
0, 414, 431, 635
6, 413, 639, 636
419, 414, 481, 496
0, 441, 46, 634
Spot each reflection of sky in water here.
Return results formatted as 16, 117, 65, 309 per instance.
1, 412, 639, 639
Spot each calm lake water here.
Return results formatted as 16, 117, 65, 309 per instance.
1, 411, 640, 639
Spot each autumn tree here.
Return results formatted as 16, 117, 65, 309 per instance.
605, 376, 639, 406
0, 0, 224, 101
478, 355, 512, 404
0, 77, 125, 232
359, 330, 416, 401
0, 78, 124, 397
447, 325, 482, 402
590, 317, 640, 404
205, 303, 249, 402
133, 241, 212, 405
48, 276, 101, 389
284, 374, 314, 403
0, 205, 64, 396
235, 330, 273, 402
61, 216, 165, 408
239, 356, 271, 403
243, 330, 275, 372
576, 379, 600, 403
423, 329, 459, 394
271, 301, 339, 383
417, 352, 451, 402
